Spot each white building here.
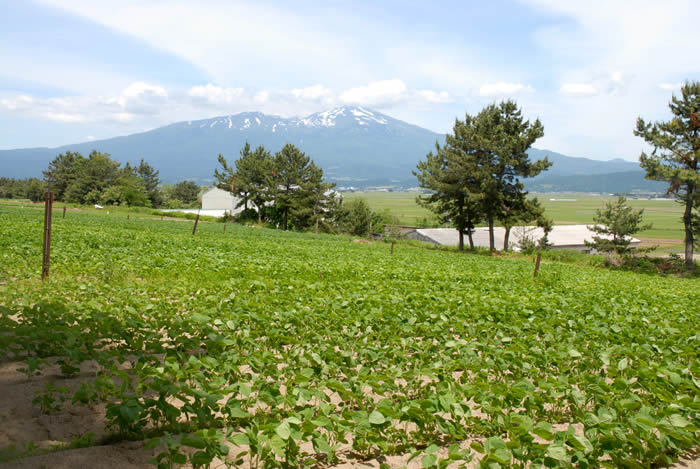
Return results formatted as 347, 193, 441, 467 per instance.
201, 187, 245, 215
405, 225, 640, 252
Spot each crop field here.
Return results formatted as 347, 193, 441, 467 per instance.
345, 192, 685, 245
0, 205, 698, 468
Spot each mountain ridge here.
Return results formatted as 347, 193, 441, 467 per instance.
0, 106, 653, 191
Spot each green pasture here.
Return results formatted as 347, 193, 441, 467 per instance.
345, 192, 685, 245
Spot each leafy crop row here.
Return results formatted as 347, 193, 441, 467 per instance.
0, 206, 698, 467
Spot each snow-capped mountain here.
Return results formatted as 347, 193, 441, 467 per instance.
0, 106, 647, 189
0, 107, 442, 186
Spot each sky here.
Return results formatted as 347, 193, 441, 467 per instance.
1, 0, 699, 161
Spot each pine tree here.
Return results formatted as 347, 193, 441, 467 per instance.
414, 139, 481, 251
585, 196, 651, 255
270, 144, 311, 231
415, 101, 548, 251
43, 151, 84, 200
236, 145, 273, 222
635, 81, 700, 269
476, 101, 549, 250
136, 159, 162, 207
215, 143, 274, 221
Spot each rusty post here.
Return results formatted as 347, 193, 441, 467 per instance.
533, 252, 542, 278
223, 222, 226, 233
41, 191, 53, 281
127, 214, 130, 220
192, 210, 200, 235
391, 241, 395, 255
62, 206, 66, 218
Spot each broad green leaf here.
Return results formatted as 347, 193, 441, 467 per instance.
229, 434, 250, 446
617, 358, 629, 371
275, 421, 291, 440
369, 410, 386, 425
181, 433, 206, 449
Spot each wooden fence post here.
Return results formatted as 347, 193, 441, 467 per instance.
391, 241, 395, 255
62, 206, 66, 218
533, 252, 542, 278
192, 210, 200, 235
41, 191, 53, 281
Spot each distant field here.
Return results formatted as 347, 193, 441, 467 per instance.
345, 192, 685, 247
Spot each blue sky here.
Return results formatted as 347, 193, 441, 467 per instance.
1, 0, 698, 161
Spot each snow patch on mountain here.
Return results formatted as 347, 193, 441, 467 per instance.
185, 106, 395, 133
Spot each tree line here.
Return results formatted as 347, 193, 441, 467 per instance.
214, 142, 393, 234
0, 150, 204, 209
1, 143, 388, 236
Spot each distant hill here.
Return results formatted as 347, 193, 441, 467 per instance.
0, 106, 656, 192
525, 170, 668, 194
527, 149, 640, 176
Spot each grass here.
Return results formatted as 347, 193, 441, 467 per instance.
345, 192, 686, 249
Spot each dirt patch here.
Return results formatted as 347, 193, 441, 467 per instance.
0, 441, 153, 469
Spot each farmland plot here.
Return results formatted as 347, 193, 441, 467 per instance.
0, 205, 698, 468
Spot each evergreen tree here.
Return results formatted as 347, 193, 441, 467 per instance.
214, 143, 274, 222
585, 196, 651, 255
338, 198, 373, 236
136, 159, 162, 207
268, 144, 331, 231
63, 151, 120, 204
172, 180, 200, 206
270, 144, 309, 231
293, 162, 336, 232
415, 101, 547, 251
235, 145, 274, 221
476, 101, 550, 250
635, 81, 700, 269
43, 151, 84, 200
414, 139, 481, 250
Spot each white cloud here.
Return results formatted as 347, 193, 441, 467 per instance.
479, 82, 535, 97
291, 85, 333, 101
116, 82, 168, 115
416, 90, 452, 103
86, 135, 96, 140
0, 95, 34, 111
610, 71, 624, 84
253, 91, 269, 105
339, 79, 408, 106
659, 83, 683, 90
44, 112, 85, 123
559, 83, 598, 97
187, 84, 245, 110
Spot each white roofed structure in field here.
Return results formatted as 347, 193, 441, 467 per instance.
201, 187, 245, 214
405, 225, 640, 251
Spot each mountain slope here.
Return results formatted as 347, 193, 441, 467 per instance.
0, 107, 440, 185
0, 106, 653, 191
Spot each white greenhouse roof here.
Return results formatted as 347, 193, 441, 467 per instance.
408, 225, 640, 251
